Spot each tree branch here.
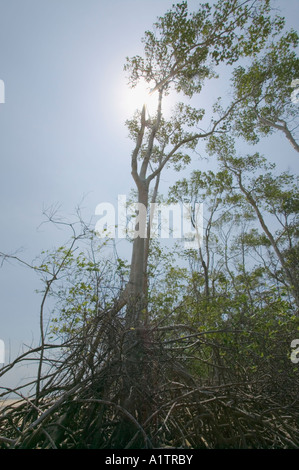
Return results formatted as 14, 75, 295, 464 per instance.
257, 114, 299, 153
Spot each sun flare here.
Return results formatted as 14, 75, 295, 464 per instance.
118, 77, 173, 121
123, 81, 158, 117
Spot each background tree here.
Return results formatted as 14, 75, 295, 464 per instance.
229, 30, 299, 151
206, 134, 299, 305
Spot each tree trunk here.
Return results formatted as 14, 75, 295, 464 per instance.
126, 181, 149, 328
118, 181, 154, 447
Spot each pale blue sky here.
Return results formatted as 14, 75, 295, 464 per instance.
0, 0, 298, 389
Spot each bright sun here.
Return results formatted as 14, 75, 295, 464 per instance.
118, 78, 173, 121
123, 81, 158, 117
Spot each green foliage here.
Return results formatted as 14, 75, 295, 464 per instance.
40, 236, 128, 339
124, 0, 284, 97
230, 30, 299, 143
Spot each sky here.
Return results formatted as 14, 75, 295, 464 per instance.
0, 0, 298, 392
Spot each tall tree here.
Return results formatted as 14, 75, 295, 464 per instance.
2, 0, 299, 450
123, 0, 283, 327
